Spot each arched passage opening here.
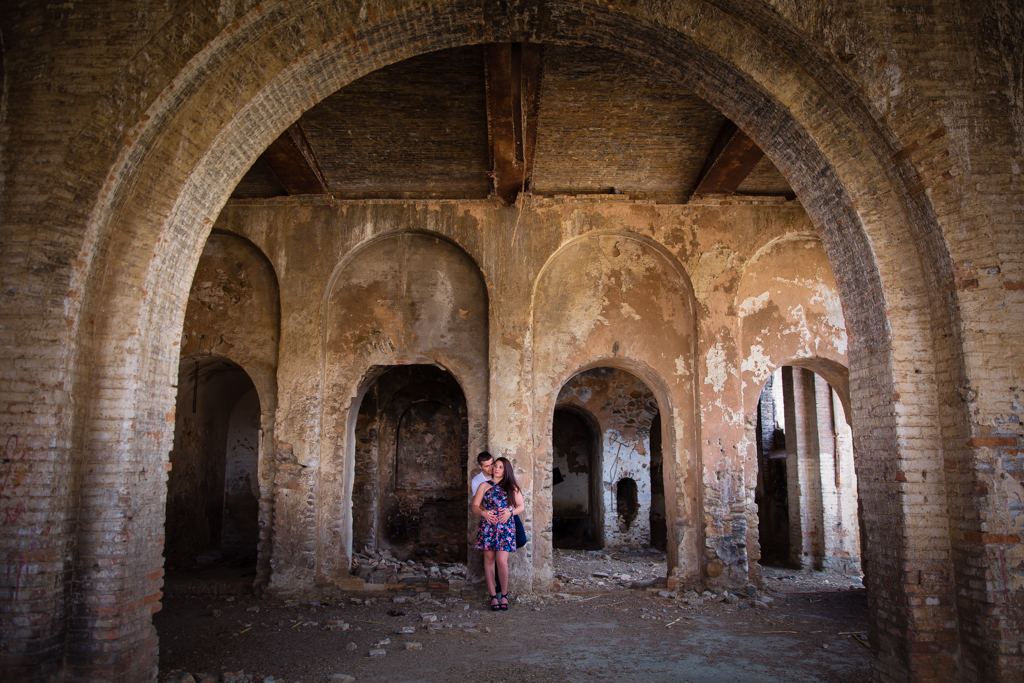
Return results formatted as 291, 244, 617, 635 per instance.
551, 367, 669, 586
754, 365, 861, 577
164, 356, 261, 588
350, 364, 469, 577
551, 406, 602, 550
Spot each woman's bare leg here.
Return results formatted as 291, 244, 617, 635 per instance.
496, 551, 510, 606
484, 550, 498, 606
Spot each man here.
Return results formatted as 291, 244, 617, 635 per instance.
471, 451, 495, 497
471, 451, 499, 594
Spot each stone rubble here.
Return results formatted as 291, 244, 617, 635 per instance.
350, 548, 467, 586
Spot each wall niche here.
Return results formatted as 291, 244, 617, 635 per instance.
353, 365, 468, 565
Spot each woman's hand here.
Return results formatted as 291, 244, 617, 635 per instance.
497, 508, 513, 524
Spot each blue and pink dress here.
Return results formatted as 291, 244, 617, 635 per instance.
474, 483, 517, 552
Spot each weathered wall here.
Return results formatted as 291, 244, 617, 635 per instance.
1, 2, 1021, 681
728, 233, 850, 583
314, 231, 489, 593
211, 198, 814, 595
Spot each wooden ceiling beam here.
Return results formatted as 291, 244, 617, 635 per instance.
261, 122, 329, 195
485, 42, 543, 206
692, 120, 764, 195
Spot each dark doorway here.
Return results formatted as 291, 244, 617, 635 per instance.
755, 367, 861, 574
552, 407, 602, 550
165, 356, 261, 585
616, 477, 639, 528
649, 412, 667, 551
352, 365, 468, 566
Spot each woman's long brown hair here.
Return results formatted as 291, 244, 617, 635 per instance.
493, 456, 521, 501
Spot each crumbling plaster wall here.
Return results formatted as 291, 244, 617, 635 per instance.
212, 196, 831, 595
531, 228, 699, 588
557, 369, 660, 550
3, 2, 1021, 679
174, 232, 280, 588
735, 234, 850, 583
279, 230, 489, 595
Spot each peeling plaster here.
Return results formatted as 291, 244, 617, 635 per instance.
738, 290, 771, 317
741, 344, 774, 385
704, 343, 731, 393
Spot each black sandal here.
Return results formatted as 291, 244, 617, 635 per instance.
499, 593, 509, 611
490, 594, 501, 611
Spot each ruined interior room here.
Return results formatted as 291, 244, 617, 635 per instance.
1, 2, 1022, 682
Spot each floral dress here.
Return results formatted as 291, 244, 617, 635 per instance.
474, 483, 517, 552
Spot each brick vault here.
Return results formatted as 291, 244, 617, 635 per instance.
0, 1, 1022, 681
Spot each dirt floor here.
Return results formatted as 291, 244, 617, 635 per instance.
156, 551, 870, 683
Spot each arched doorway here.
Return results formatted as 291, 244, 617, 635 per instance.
164, 356, 261, 588
555, 368, 665, 553
351, 364, 468, 578
754, 366, 861, 575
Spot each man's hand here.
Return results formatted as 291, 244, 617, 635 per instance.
485, 511, 498, 524
497, 509, 513, 524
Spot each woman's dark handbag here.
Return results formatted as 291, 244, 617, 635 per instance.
513, 514, 528, 548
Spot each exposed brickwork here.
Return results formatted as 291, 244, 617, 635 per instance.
0, 2, 1020, 682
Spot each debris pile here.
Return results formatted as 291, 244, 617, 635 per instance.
349, 547, 467, 585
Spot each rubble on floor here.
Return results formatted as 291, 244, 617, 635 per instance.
552, 547, 668, 589
349, 548, 467, 586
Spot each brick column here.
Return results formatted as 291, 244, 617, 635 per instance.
783, 367, 825, 569
832, 388, 861, 573
814, 374, 843, 571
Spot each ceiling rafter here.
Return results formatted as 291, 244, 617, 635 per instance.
692, 120, 764, 196
484, 42, 544, 206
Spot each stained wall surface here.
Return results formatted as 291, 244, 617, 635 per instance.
1, 2, 1022, 682
205, 199, 831, 595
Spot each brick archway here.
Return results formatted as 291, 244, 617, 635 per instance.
7, 2, 973, 681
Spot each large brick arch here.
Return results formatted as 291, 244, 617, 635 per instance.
0, 2, 981, 681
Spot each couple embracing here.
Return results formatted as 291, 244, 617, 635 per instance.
471, 452, 525, 612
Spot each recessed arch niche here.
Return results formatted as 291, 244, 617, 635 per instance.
352, 364, 468, 565
555, 367, 666, 553
735, 233, 857, 578
532, 231, 699, 588
318, 231, 488, 587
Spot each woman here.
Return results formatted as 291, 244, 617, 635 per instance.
472, 456, 524, 611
